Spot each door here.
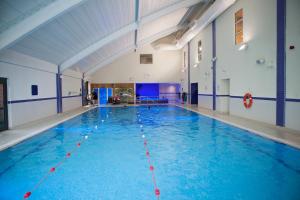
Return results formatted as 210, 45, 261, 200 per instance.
107, 88, 113, 98
99, 88, 108, 104
219, 79, 230, 113
0, 78, 8, 131
191, 83, 198, 105
82, 81, 89, 106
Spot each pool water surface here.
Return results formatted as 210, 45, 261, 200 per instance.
0, 105, 300, 200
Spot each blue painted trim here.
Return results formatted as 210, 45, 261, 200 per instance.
56, 73, 60, 113
253, 97, 276, 101
56, 66, 63, 113
9, 95, 298, 105
230, 95, 276, 101
212, 20, 217, 110
286, 98, 300, 102
198, 94, 213, 96
62, 95, 82, 99
159, 92, 179, 95
135, 0, 139, 21
188, 42, 191, 104
134, 0, 139, 46
276, 0, 286, 126
81, 76, 84, 106
216, 95, 230, 97
8, 97, 56, 104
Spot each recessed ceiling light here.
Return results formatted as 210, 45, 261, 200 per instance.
238, 43, 248, 51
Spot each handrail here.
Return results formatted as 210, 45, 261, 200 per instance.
135, 95, 179, 104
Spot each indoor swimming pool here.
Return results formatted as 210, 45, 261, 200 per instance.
0, 105, 299, 200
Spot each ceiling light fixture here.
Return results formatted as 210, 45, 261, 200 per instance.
238, 43, 248, 51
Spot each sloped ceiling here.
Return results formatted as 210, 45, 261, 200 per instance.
74, 32, 135, 73
9, 0, 135, 65
0, 0, 56, 34
0, 0, 207, 74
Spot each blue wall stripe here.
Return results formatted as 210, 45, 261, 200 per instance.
198, 94, 213, 96
198, 94, 280, 101
286, 98, 300, 102
159, 92, 179, 95
62, 95, 82, 99
230, 96, 276, 101
201, 95, 300, 102
216, 95, 230, 97
276, 0, 286, 126
212, 20, 217, 110
7, 95, 300, 104
8, 97, 56, 104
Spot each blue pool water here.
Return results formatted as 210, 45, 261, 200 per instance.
0, 105, 300, 200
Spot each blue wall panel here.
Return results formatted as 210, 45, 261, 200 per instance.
136, 83, 159, 97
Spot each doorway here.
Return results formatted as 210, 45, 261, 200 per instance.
191, 83, 198, 105
0, 78, 8, 131
219, 79, 230, 113
99, 88, 113, 105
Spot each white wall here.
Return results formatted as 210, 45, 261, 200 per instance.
180, 45, 189, 93
0, 50, 57, 127
285, 0, 300, 130
190, 23, 213, 109
159, 83, 180, 102
0, 50, 83, 127
91, 44, 182, 84
217, 0, 277, 97
180, 0, 300, 131
216, 0, 277, 124
181, 0, 278, 124
62, 69, 82, 112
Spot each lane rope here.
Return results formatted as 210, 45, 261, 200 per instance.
137, 110, 160, 199
23, 135, 89, 199
23, 109, 112, 199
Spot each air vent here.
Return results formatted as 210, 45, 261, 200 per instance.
140, 54, 153, 64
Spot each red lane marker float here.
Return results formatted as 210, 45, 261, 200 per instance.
144, 138, 160, 199
24, 192, 31, 199
150, 165, 154, 171
138, 116, 160, 200
50, 167, 55, 172
155, 188, 160, 196
23, 135, 89, 199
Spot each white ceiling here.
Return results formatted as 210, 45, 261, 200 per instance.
140, 0, 182, 17
75, 32, 135, 72
0, 0, 204, 74
0, 0, 55, 34
138, 8, 188, 42
9, 0, 134, 65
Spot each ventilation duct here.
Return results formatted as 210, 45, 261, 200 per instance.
152, 0, 236, 50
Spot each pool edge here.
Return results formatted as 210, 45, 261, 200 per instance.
0, 106, 97, 152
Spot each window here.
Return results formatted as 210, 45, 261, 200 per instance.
198, 40, 202, 61
140, 54, 153, 64
235, 9, 243, 45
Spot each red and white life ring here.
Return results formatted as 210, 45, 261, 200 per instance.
243, 93, 253, 109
